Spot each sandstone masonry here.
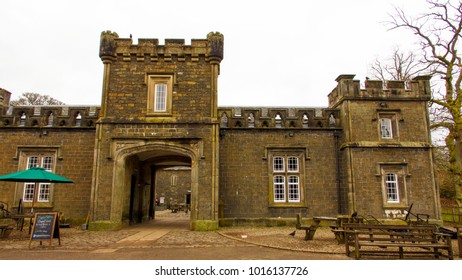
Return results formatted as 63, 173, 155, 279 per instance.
0, 32, 440, 230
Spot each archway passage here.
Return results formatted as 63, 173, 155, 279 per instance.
121, 148, 193, 228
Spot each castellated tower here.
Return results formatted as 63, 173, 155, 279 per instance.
0, 88, 12, 114
328, 75, 440, 220
90, 31, 224, 230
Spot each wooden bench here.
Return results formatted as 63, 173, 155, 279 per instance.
456, 226, 462, 258
342, 223, 453, 260
0, 223, 13, 238
296, 214, 337, 240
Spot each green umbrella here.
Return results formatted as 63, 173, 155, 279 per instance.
0, 167, 73, 212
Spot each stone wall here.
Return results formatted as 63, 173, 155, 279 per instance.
0, 127, 95, 224
155, 168, 191, 207
219, 127, 341, 220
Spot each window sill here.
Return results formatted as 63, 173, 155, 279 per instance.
22, 202, 53, 209
269, 203, 306, 208
382, 203, 408, 209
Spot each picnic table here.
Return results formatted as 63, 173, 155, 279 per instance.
342, 223, 453, 259
296, 214, 364, 241
296, 214, 340, 240
170, 203, 188, 213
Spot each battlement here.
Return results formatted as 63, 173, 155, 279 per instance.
218, 107, 340, 129
328, 74, 432, 107
99, 31, 224, 63
0, 105, 100, 128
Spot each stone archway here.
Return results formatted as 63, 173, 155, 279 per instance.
111, 141, 200, 229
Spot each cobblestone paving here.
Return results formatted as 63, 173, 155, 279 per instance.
0, 210, 459, 259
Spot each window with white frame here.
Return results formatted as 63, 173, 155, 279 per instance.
154, 83, 167, 112
147, 75, 173, 115
380, 118, 393, 139
271, 155, 302, 204
22, 154, 54, 203
378, 112, 399, 140
379, 164, 408, 207
385, 173, 399, 202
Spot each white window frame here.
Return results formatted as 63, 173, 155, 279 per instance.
273, 157, 285, 172
385, 173, 399, 203
154, 83, 168, 112
380, 118, 393, 139
37, 183, 51, 202
23, 183, 35, 202
287, 157, 299, 172
147, 75, 173, 115
270, 154, 302, 204
273, 175, 286, 202
378, 163, 409, 207
287, 175, 300, 202
28, 156, 39, 169
42, 156, 53, 171
22, 154, 55, 203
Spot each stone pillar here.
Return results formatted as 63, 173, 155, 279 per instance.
89, 31, 119, 230
190, 32, 224, 231
207, 32, 224, 119
99, 31, 118, 118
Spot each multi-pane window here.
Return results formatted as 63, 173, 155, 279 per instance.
287, 157, 299, 172
380, 118, 393, 139
23, 183, 35, 202
23, 155, 54, 203
37, 183, 51, 202
385, 173, 399, 202
154, 83, 167, 112
273, 157, 285, 172
42, 156, 53, 171
272, 155, 301, 203
287, 175, 300, 202
27, 156, 39, 169
147, 75, 173, 115
378, 112, 400, 140
273, 175, 286, 202
380, 164, 407, 207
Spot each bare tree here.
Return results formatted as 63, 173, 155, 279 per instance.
370, 47, 430, 81
10, 92, 65, 106
388, 0, 462, 206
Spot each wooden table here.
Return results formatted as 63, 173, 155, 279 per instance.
11, 213, 34, 233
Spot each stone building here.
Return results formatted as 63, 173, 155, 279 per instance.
0, 31, 440, 230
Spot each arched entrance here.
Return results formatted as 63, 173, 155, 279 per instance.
111, 142, 199, 229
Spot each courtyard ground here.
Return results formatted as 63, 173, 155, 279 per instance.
0, 210, 459, 260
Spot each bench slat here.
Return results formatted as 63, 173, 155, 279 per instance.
342, 223, 453, 260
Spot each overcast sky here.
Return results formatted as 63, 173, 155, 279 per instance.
1, 0, 428, 107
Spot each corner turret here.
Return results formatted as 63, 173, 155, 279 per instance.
0, 88, 12, 114
328, 75, 432, 108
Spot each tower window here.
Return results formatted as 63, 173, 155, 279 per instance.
147, 75, 173, 115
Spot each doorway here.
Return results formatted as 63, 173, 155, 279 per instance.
116, 144, 194, 228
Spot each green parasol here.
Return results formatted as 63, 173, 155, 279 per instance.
0, 167, 73, 212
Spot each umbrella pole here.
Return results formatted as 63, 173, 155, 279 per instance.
31, 182, 38, 213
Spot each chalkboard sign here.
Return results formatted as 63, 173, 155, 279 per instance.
29, 212, 61, 248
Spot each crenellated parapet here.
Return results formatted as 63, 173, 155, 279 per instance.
328, 74, 432, 108
218, 107, 340, 129
99, 31, 224, 64
0, 105, 100, 128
